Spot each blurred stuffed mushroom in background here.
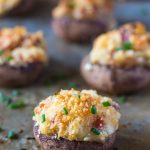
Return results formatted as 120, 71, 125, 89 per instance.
81, 22, 150, 94
52, 0, 116, 43
0, 26, 48, 87
0, 0, 34, 16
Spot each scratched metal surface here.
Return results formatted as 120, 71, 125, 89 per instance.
0, 1, 150, 150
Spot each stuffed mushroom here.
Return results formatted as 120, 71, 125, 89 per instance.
0, 0, 34, 16
52, 0, 115, 43
81, 22, 150, 94
0, 26, 47, 87
33, 89, 121, 150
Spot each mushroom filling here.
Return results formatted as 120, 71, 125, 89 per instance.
90, 22, 150, 68
0, 26, 47, 67
33, 89, 121, 142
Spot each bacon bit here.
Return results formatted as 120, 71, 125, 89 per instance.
93, 117, 104, 130
39, 103, 45, 108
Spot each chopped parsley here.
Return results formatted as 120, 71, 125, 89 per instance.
41, 114, 46, 123
91, 105, 97, 114
116, 41, 133, 51
0, 92, 12, 106
116, 47, 123, 51
118, 96, 127, 104
6, 56, 13, 62
0, 50, 4, 56
7, 131, 17, 139
73, 94, 81, 99
68, 82, 78, 88
32, 111, 35, 116
123, 41, 133, 50
8, 100, 26, 109
91, 128, 101, 135
63, 107, 68, 115
102, 101, 111, 107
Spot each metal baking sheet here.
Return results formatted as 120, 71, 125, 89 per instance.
0, 1, 150, 150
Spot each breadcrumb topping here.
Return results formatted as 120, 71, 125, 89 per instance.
90, 22, 150, 67
33, 89, 120, 142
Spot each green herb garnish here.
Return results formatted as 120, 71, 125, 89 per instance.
41, 114, 46, 123
8, 100, 26, 109
91, 105, 97, 114
7, 131, 17, 139
11, 90, 22, 97
68, 82, 77, 88
116, 47, 123, 51
116, 41, 133, 51
123, 41, 133, 50
118, 96, 127, 104
73, 94, 81, 99
32, 111, 35, 116
6, 56, 13, 62
91, 128, 101, 135
0, 92, 12, 106
102, 101, 111, 107
63, 107, 68, 115
0, 50, 4, 56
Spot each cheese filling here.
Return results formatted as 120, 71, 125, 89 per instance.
33, 89, 121, 142
90, 22, 150, 67
0, 26, 47, 66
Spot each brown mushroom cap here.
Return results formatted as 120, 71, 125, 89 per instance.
3, 0, 34, 16
33, 124, 116, 150
80, 55, 150, 94
52, 16, 110, 43
0, 62, 44, 87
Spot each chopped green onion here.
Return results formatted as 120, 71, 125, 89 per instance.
116, 48, 123, 51
11, 90, 22, 97
118, 96, 127, 104
91, 105, 97, 114
7, 131, 17, 139
0, 50, 4, 56
102, 101, 111, 107
32, 111, 35, 116
0, 92, 12, 105
8, 100, 26, 109
63, 107, 68, 115
123, 41, 133, 50
6, 56, 13, 62
41, 114, 46, 123
91, 128, 101, 135
73, 94, 81, 99
116, 41, 133, 51
68, 82, 77, 88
